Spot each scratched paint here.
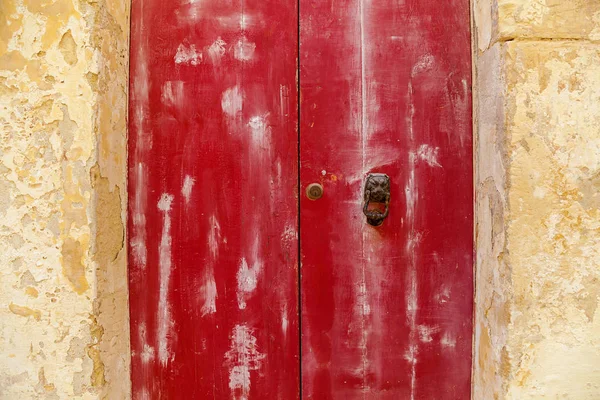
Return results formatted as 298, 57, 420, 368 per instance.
161, 81, 185, 108
201, 214, 220, 316
138, 323, 155, 364
234, 36, 256, 61
237, 256, 261, 310
128, 0, 299, 397
174, 43, 203, 65
181, 175, 195, 204
157, 193, 174, 366
207, 38, 227, 64
300, 0, 473, 398
225, 324, 266, 399
221, 86, 243, 118
130, 15, 150, 272
200, 276, 218, 316
416, 144, 442, 168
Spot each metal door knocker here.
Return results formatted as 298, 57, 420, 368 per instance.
363, 173, 390, 226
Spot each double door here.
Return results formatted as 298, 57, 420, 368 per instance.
128, 0, 473, 398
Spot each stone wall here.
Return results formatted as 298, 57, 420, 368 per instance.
0, 0, 130, 398
473, 0, 600, 398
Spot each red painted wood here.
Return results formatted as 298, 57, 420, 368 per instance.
128, 0, 299, 398
299, 0, 473, 398
130, 1, 473, 398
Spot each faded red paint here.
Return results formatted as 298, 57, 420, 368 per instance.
129, 0, 472, 398
299, 0, 473, 399
128, 0, 299, 398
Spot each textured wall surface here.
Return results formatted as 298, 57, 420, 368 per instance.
0, 0, 130, 398
474, 0, 600, 398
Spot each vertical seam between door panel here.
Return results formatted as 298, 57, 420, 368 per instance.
297, 0, 302, 397
359, 0, 368, 397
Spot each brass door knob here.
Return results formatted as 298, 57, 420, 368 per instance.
306, 183, 324, 200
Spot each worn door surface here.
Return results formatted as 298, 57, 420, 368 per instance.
299, 0, 473, 398
128, 0, 299, 398
128, 0, 472, 398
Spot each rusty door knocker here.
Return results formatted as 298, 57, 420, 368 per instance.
363, 173, 390, 226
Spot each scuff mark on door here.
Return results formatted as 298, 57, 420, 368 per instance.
157, 193, 175, 366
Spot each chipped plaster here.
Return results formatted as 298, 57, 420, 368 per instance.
0, 0, 130, 398
473, 0, 600, 398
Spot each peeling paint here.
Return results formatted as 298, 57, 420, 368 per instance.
174, 43, 203, 65
411, 54, 434, 77
237, 256, 261, 310
416, 144, 441, 168
207, 37, 227, 64
224, 324, 266, 400
161, 81, 185, 108
221, 86, 243, 118
157, 193, 175, 366
8, 303, 41, 321
200, 276, 218, 316
233, 36, 256, 61
181, 174, 195, 204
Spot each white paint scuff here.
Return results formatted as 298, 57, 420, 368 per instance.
136, 389, 151, 400
405, 85, 420, 399
131, 162, 148, 268
207, 37, 227, 64
200, 275, 217, 316
215, 13, 256, 30
355, 281, 371, 317
417, 325, 440, 343
157, 193, 175, 366
411, 54, 434, 77
280, 225, 297, 250
248, 114, 271, 149
176, 0, 205, 23
279, 85, 290, 120
132, 43, 150, 270
161, 81, 184, 108
236, 257, 261, 310
221, 86, 243, 118
405, 229, 419, 400
181, 175, 195, 204
405, 153, 419, 224
441, 332, 457, 349
138, 323, 155, 364
281, 305, 289, 337
201, 215, 221, 316
174, 43, 203, 65
407, 81, 415, 141
224, 324, 266, 399
208, 215, 222, 259
233, 36, 256, 61
435, 285, 451, 304
416, 144, 442, 167
406, 267, 418, 324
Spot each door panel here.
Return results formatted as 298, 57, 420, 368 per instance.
299, 0, 473, 398
128, 0, 299, 398
129, 0, 473, 398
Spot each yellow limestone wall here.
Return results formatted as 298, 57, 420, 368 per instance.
473, 0, 600, 398
0, 0, 130, 398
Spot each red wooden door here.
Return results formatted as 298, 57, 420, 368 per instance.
299, 0, 473, 398
128, 0, 472, 398
128, 0, 299, 398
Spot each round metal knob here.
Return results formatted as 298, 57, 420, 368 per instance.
306, 183, 324, 200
